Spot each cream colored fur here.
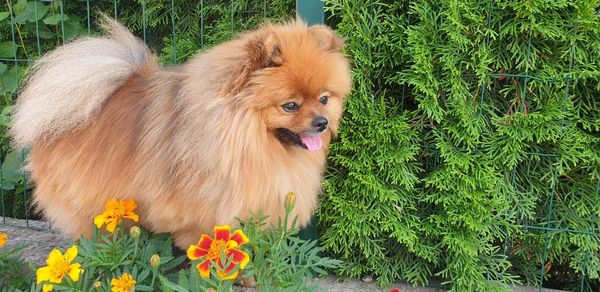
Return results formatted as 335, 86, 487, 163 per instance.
10, 16, 152, 147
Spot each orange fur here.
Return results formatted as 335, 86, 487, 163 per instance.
16, 18, 351, 248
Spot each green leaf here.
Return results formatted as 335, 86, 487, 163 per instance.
13, 1, 48, 24
159, 275, 189, 292
1, 150, 25, 190
2, 106, 13, 116
2, 150, 23, 171
1, 181, 15, 190
0, 63, 7, 75
12, 0, 26, 16
23, 22, 53, 39
1, 65, 20, 95
0, 113, 11, 127
0, 12, 10, 22
43, 14, 68, 25
0, 41, 16, 58
63, 16, 86, 40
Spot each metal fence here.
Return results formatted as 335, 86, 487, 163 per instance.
483, 1, 599, 290
1, 1, 599, 291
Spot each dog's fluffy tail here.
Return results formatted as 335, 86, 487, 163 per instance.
10, 15, 153, 148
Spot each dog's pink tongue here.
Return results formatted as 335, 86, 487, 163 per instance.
301, 135, 322, 151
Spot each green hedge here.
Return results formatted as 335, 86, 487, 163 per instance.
320, 0, 600, 291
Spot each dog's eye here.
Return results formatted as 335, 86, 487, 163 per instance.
319, 95, 329, 105
282, 102, 299, 113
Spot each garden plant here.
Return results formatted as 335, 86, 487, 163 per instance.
1, 194, 340, 291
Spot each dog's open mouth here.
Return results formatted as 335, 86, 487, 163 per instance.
275, 128, 323, 151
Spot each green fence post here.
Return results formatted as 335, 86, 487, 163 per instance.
296, 0, 324, 242
296, 0, 324, 25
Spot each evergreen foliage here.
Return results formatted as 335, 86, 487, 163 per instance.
320, 0, 600, 290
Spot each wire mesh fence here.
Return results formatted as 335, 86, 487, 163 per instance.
479, 2, 599, 291
1, 0, 599, 291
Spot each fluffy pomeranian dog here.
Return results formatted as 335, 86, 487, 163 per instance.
9, 15, 351, 248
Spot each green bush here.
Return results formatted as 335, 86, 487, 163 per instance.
320, 0, 600, 291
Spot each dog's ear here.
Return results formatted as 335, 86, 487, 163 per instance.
245, 31, 283, 71
223, 32, 282, 95
308, 25, 345, 52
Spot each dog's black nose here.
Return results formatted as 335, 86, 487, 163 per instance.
312, 116, 328, 131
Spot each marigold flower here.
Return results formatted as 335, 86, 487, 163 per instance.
111, 273, 136, 292
187, 225, 250, 280
94, 199, 139, 233
285, 192, 297, 210
150, 254, 160, 268
36, 246, 83, 286
42, 284, 53, 292
0, 233, 7, 248
129, 226, 141, 238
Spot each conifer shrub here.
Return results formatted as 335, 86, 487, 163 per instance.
320, 0, 600, 290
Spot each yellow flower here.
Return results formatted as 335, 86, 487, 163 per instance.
42, 284, 53, 292
0, 233, 7, 248
36, 246, 83, 286
94, 199, 139, 233
111, 273, 136, 292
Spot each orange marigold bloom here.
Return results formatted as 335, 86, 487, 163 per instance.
94, 199, 139, 233
0, 233, 7, 248
187, 225, 250, 280
36, 246, 83, 287
111, 273, 136, 292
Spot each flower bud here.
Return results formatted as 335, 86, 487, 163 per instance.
93, 281, 102, 289
129, 226, 141, 238
150, 254, 160, 268
285, 192, 296, 210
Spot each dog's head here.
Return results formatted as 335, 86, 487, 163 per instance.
227, 20, 351, 152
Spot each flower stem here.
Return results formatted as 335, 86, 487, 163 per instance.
282, 206, 292, 239
132, 236, 139, 260
150, 267, 157, 288
5, 0, 29, 60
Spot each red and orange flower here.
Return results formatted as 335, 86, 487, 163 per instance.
187, 225, 250, 280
